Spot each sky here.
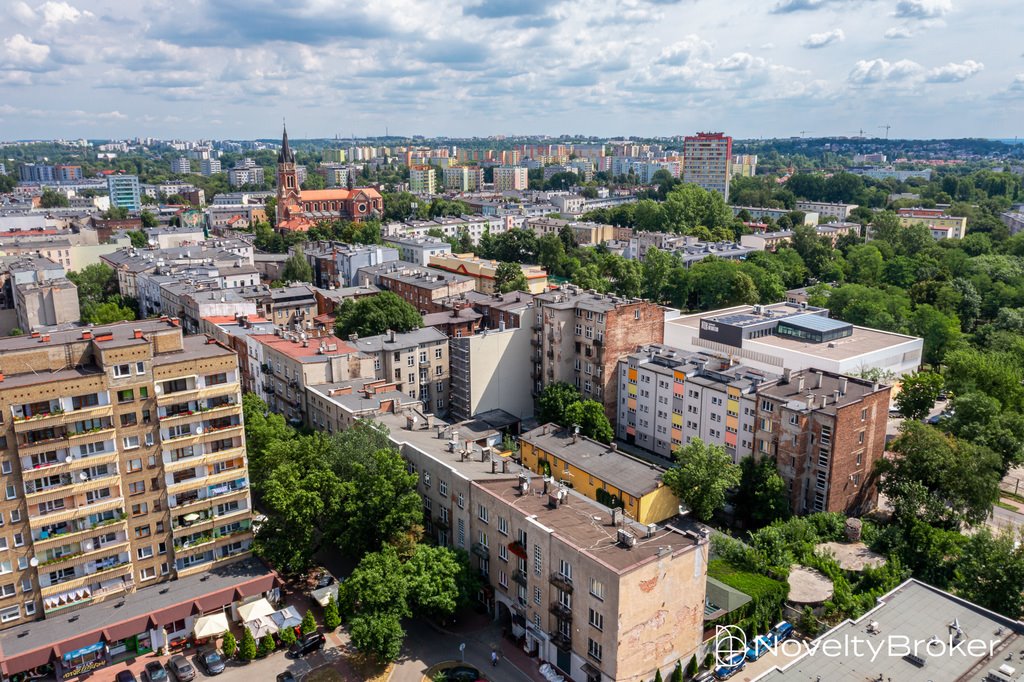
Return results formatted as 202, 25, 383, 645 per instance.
0, 0, 1022, 141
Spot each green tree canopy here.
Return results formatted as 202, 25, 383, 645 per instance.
733, 457, 791, 528
334, 292, 422, 340
536, 382, 581, 425
494, 261, 529, 294
282, 246, 314, 283
895, 371, 944, 421
40, 188, 69, 208
563, 400, 614, 444
662, 438, 741, 522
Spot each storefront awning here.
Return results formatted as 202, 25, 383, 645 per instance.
192, 613, 229, 639
237, 598, 275, 622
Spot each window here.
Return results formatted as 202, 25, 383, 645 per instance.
0, 539, 6, 552
497, 516, 508, 535
12, 533, 23, 548
590, 577, 605, 600
499, 570, 508, 588
435, 365, 443, 376
120, 413, 138, 427
122, 436, 140, 450
0, 461, 9, 475
5, 485, 15, 501
478, 531, 488, 548
0, 606, 19, 623
131, 502, 148, 517
456, 492, 464, 509
135, 361, 145, 374
435, 347, 443, 359
499, 544, 508, 562
24, 601, 35, 615
861, 408, 868, 421
477, 505, 489, 523
137, 546, 154, 560
588, 638, 603, 661
457, 518, 465, 548
438, 480, 447, 496
407, 356, 415, 367
533, 586, 541, 605
634, 309, 640, 320
117, 389, 134, 403
126, 458, 142, 473
140, 566, 157, 581
589, 608, 604, 630
21, 577, 32, 593
559, 559, 572, 581
533, 544, 542, 575
112, 364, 131, 378
135, 525, 151, 539
858, 431, 865, 445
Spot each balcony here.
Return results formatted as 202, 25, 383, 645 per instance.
34, 514, 128, 549
66, 425, 116, 443
160, 401, 239, 424
42, 576, 133, 615
12, 410, 67, 433
39, 537, 131, 571
157, 383, 236, 407
512, 569, 529, 586
25, 473, 119, 505
549, 571, 574, 593
549, 602, 573, 620
40, 562, 132, 596
471, 542, 489, 559
551, 632, 572, 651
29, 497, 124, 529
164, 446, 244, 474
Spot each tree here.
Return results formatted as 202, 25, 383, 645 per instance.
348, 611, 405, 664
278, 625, 297, 647
662, 438, 740, 522
946, 392, 1024, 472
103, 206, 129, 220
563, 400, 614, 444
654, 670, 664, 682
237, 628, 257, 661
536, 382, 581, 425
685, 656, 698, 679
301, 608, 318, 635
282, 246, 314, 283
910, 304, 962, 366
952, 529, 1024, 619
334, 292, 422, 339
127, 230, 148, 247
67, 263, 119, 302
403, 544, 465, 617
39, 188, 69, 208
323, 593, 341, 631
895, 372, 944, 421
258, 633, 276, 658
494, 261, 528, 294
877, 422, 1001, 527
139, 210, 158, 228
222, 631, 237, 658
734, 457, 791, 528
81, 300, 136, 325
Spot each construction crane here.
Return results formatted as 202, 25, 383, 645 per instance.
879, 124, 892, 140
798, 130, 813, 138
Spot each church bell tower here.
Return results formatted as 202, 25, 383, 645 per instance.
275, 123, 302, 226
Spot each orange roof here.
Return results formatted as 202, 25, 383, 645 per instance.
250, 334, 357, 361
300, 187, 383, 201
203, 315, 270, 325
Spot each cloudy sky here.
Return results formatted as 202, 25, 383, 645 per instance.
1, 0, 1021, 140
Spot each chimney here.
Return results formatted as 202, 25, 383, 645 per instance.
815, 371, 823, 389
170, 317, 180, 327
833, 389, 841, 403
81, 330, 92, 340
782, 367, 792, 384
30, 331, 40, 338
133, 329, 143, 339
838, 376, 848, 395
388, 329, 396, 343
796, 374, 805, 392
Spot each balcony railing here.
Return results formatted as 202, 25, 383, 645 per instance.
551, 632, 572, 651
549, 602, 572, 620
549, 571, 574, 593
512, 569, 529, 586
471, 542, 489, 559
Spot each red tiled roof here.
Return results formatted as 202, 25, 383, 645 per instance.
250, 334, 357, 360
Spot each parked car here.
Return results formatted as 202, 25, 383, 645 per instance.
746, 634, 772, 661
314, 570, 335, 589
115, 672, 138, 682
197, 648, 226, 676
713, 652, 746, 680
276, 673, 297, 682
144, 661, 168, 682
768, 621, 794, 645
440, 666, 485, 682
168, 655, 196, 682
693, 672, 715, 682
288, 631, 326, 657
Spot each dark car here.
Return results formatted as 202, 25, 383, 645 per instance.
315, 571, 335, 589
441, 666, 484, 682
144, 661, 169, 682
115, 672, 138, 682
276, 673, 297, 682
168, 655, 196, 682
288, 631, 326, 657
197, 648, 226, 676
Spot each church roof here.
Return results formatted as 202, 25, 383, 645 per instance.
300, 188, 383, 201
278, 124, 295, 164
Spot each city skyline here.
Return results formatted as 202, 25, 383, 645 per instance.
0, 0, 1022, 140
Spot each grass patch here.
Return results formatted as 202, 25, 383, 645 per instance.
996, 500, 1018, 512
1001, 491, 1024, 505
708, 559, 787, 600
307, 669, 347, 682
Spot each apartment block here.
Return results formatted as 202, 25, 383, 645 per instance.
428, 253, 548, 295
301, 242, 398, 288
443, 166, 484, 192
356, 262, 475, 314
200, 158, 221, 176
730, 154, 757, 178
171, 158, 192, 175
616, 345, 777, 462
0, 319, 254, 629
532, 286, 664, 419
683, 132, 732, 200
753, 368, 890, 515
794, 201, 858, 221
384, 412, 707, 682
494, 166, 529, 191
227, 166, 265, 188
895, 207, 968, 240
382, 236, 452, 266
409, 166, 436, 195
107, 175, 141, 212
345, 328, 451, 416
265, 285, 317, 327
306, 378, 423, 434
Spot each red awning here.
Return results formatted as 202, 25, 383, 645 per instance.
1, 645, 60, 676
102, 615, 151, 643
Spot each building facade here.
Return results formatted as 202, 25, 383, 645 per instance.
107, 175, 141, 212
409, 166, 437, 195
683, 133, 732, 200
494, 166, 529, 191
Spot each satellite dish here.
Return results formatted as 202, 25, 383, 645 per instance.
195, 427, 203, 434
29, 557, 38, 567
65, 455, 73, 463
79, 472, 88, 481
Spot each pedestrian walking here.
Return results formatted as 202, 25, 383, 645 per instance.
491, 649, 499, 667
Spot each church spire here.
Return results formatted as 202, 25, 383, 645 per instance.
278, 122, 294, 164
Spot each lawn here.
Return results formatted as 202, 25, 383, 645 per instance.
708, 559, 787, 599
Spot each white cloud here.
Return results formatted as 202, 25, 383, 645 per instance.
656, 34, 713, 66
716, 52, 765, 72
802, 29, 845, 48
884, 27, 913, 39
2, 34, 51, 67
925, 59, 983, 82
893, 0, 952, 19
1010, 74, 1024, 91
848, 57, 922, 83
11, 1, 36, 24
39, 1, 91, 25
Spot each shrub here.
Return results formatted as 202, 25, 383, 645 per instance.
324, 594, 341, 631
258, 633, 276, 658
301, 608, 317, 635
238, 629, 257, 661
221, 632, 237, 658
279, 626, 297, 646
686, 655, 698, 678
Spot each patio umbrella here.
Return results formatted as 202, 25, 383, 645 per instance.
193, 613, 229, 639
183, 513, 201, 523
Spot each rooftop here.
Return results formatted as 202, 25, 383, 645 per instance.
756, 579, 1024, 682
308, 378, 421, 414
152, 334, 236, 365
520, 424, 666, 498
535, 284, 648, 313
758, 368, 889, 414
346, 326, 448, 353
475, 478, 703, 574
250, 333, 358, 362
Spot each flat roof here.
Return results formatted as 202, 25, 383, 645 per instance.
151, 334, 236, 365
474, 478, 700, 574
520, 424, 665, 498
250, 334, 358, 362
756, 579, 1024, 682
778, 313, 852, 333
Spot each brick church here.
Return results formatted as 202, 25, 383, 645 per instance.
275, 125, 384, 232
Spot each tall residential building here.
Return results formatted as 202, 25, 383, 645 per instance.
753, 368, 890, 515
17, 164, 55, 183
53, 165, 83, 182
0, 319, 254, 628
200, 158, 222, 176
443, 166, 484, 192
683, 132, 732, 200
730, 154, 757, 178
616, 345, 777, 462
532, 286, 664, 419
894, 207, 968, 240
409, 166, 437, 195
107, 174, 141, 212
493, 166, 529, 191
171, 158, 192, 175
227, 166, 265, 188
345, 327, 451, 415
